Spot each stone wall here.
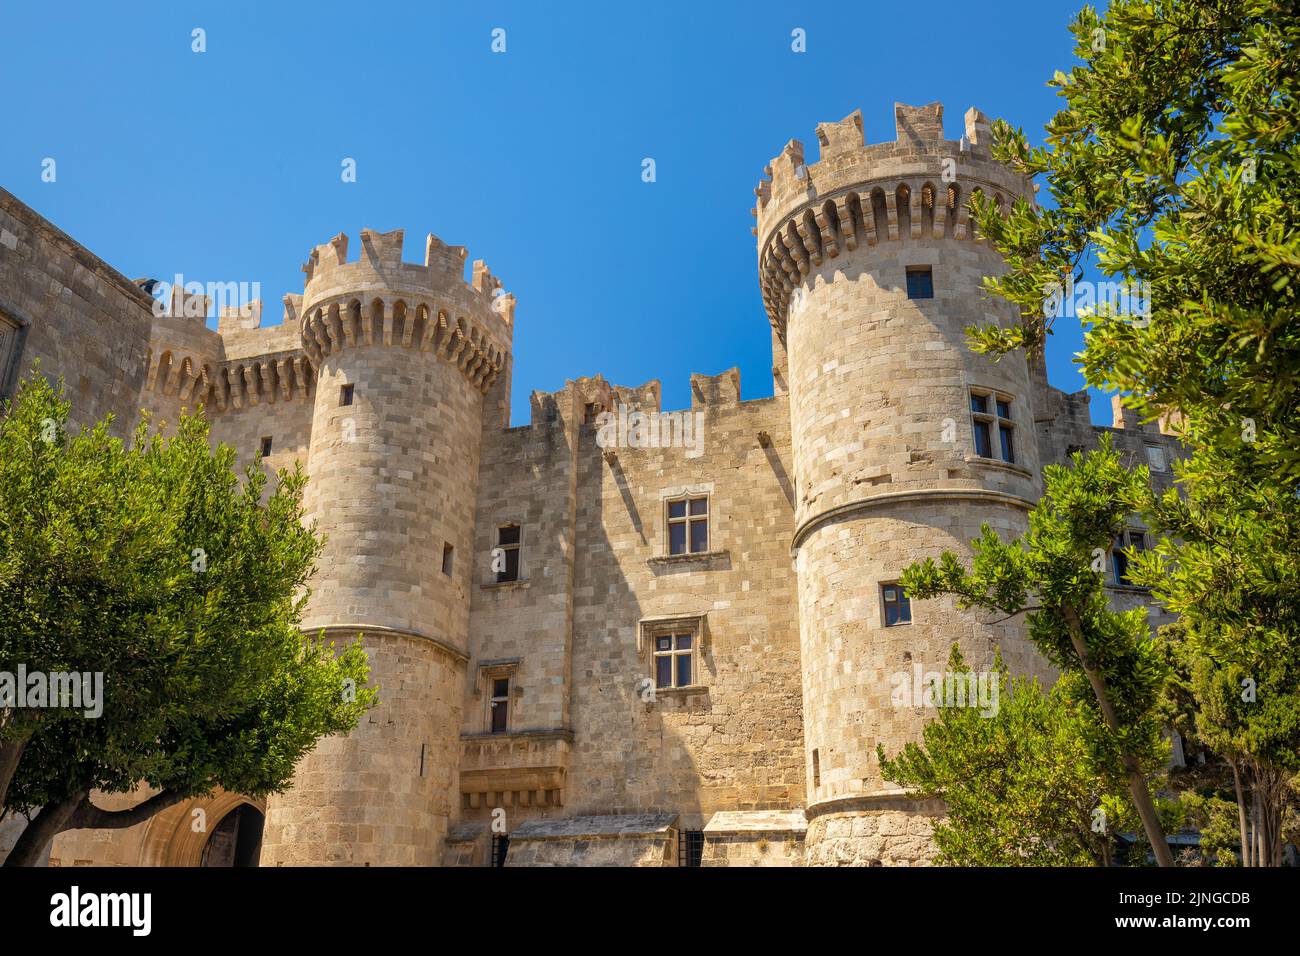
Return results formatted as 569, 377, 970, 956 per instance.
0, 187, 153, 434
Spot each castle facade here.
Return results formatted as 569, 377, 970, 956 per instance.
0, 101, 1179, 867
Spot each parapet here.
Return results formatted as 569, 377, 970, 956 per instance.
296, 227, 514, 395
753, 102, 1035, 339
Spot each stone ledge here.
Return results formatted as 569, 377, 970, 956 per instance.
511, 813, 678, 841
704, 810, 808, 835
647, 549, 730, 569
962, 455, 1034, 480
479, 578, 531, 592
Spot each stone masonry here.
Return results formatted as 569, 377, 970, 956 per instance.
0, 99, 1183, 868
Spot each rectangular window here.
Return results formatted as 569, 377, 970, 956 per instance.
489, 677, 510, 733
905, 266, 934, 300
1145, 444, 1167, 472
339, 383, 354, 406
882, 583, 912, 626
970, 389, 1015, 463
0, 310, 27, 403
495, 524, 520, 583
258, 436, 273, 458
812, 749, 820, 788
653, 632, 696, 689
441, 543, 454, 576
678, 830, 705, 868
1112, 530, 1148, 586
667, 496, 709, 555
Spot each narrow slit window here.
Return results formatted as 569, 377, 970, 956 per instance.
339, 383, 354, 407
489, 677, 510, 733
441, 542, 454, 576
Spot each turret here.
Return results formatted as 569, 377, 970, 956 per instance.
259, 227, 513, 866
759, 103, 1051, 865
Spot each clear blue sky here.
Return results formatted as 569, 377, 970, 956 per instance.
0, 0, 1108, 426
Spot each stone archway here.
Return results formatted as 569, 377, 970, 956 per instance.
137, 791, 266, 867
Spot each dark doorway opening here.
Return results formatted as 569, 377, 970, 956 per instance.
200, 804, 265, 867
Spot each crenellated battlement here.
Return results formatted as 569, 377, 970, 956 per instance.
297, 227, 513, 395
753, 102, 1034, 339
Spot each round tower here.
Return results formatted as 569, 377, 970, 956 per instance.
755, 103, 1046, 865
260, 227, 512, 866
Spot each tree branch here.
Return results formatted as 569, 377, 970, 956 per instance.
70, 788, 189, 831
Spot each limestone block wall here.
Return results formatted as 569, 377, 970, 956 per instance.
0, 187, 153, 435
700, 810, 807, 866
260, 631, 463, 866
803, 799, 945, 867
561, 374, 805, 829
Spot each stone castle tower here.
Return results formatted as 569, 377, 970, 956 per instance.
2, 100, 1179, 868
755, 103, 1052, 863
260, 229, 514, 865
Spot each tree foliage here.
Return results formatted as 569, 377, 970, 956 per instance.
899, 438, 1175, 864
0, 370, 376, 865
879, 648, 1164, 866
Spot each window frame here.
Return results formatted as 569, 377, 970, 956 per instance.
881, 582, 912, 627
665, 494, 709, 556
494, 522, 522, 583
905, 265, 934, 300
969, 387, 1016, 464
1111, 528, 1149, 587
651, 629, 698, 690
0, 304, 30, 404
1144, 443, 1167, 473
488, 675, 511, 734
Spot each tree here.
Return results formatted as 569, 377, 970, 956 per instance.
966, 0, 1299, 478
962, 0, 1300, 865
899, 439, 1176, 865
879, 648, 1164, 866
1133, 436, 1300, 866
0, 369, 377, 866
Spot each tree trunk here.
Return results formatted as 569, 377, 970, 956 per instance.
1231, 760, 1251, 867
0, 732, 32, 810
2, 787, 187, 866
1061, 605, 1175, 867
2, 790, 85, 867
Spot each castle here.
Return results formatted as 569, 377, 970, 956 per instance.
0, 101, 1180, 867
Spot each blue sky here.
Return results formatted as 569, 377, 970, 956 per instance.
0, 0, 1106, 426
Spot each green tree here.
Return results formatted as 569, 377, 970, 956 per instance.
965, 0, 1299, 477
0, 370, 377, 866
962, 0, 1300, 866
1133, 437, 1300, 865
879, 648, 1157, 866
899, 439, 1176, 865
